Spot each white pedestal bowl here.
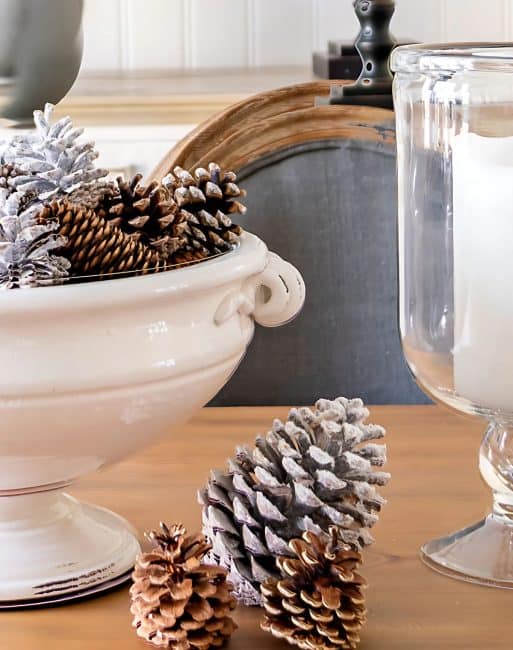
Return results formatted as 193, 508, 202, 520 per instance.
0, 232, 305, 606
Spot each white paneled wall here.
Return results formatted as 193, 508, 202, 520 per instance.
445, 0, 507, 42
81, 0, 513, 72
253, 0, 314, 65
126, 0, 184, 69
190, 0, 248, 67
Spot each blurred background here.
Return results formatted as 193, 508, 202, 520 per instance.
79, 0, 506, 72
0, 0, 508, 177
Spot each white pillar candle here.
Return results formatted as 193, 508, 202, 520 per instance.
453, 132, 513, 412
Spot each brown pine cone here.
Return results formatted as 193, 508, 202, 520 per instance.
85, 166, 245, 267
169, 249, 209, 267
68, 180, 118, 210
93, 174, 185, 262
103, 174, 180, 243
37, 200, 165, 277
162, 163, 245, 263
130, 523, 237, 650
261, 528, 367, 650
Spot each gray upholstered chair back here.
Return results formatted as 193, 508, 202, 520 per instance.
152, 82, 429, 406
212, 139, 428, 406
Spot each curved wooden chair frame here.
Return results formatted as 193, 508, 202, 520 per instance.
151, 81, 395, 178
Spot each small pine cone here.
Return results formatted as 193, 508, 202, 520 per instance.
162, 162, 245, 264
37, 200, 166, 277
92, 174, 187, 263
261, 528, 366, 650
199, 397, 390, 606
130, 523, 237, 650
102, 173, 181, 245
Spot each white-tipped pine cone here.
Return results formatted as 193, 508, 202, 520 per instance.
2, 103, 107, 204
199, 397, 390, 606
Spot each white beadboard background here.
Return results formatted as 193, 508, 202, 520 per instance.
81, 0, 510, 72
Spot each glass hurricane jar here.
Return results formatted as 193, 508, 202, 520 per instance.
392, 43, 513, 587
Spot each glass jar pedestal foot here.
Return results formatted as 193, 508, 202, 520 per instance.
421, 516, 513, 589
422, 421, 513, 588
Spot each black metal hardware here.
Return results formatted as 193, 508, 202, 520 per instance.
317, 0, 396, 109
312, 41, 363, 81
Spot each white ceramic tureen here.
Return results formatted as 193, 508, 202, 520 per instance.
0, 232, 304, 606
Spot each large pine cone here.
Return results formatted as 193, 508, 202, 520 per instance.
261, 528, 366, 650
37, 199, 165, 277
199, 397, 389, 606
130, 523, 237, 650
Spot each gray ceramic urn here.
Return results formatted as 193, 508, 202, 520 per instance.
0, 0, 83, 122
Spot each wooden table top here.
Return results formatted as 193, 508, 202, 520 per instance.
4, 405, 508, 650
24, 66, 313, 127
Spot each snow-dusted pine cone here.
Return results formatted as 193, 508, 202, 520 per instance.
261, 528, 366, 650
0, 104, 114, 288
130, 523, 237, 650
2, 103, 107, 207
199, 397, 390, 606
0, 189, 70, 289
0, 227, 69, 289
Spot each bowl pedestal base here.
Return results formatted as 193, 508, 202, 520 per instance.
0, 490, 140, 607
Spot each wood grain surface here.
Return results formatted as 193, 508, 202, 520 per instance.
0, 67, 314, 128
150, 81, 395, 179
3, 405, 507, 650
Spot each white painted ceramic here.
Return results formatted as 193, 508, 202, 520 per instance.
0, 232, 305, 604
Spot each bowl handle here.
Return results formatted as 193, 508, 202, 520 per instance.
214, 252, 305, 329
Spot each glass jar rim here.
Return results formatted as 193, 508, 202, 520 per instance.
391, 43, 513, 74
